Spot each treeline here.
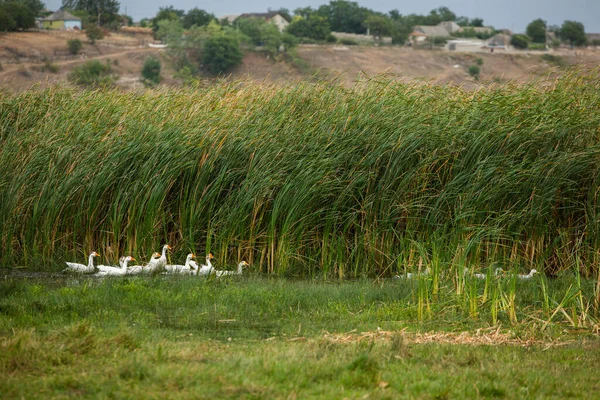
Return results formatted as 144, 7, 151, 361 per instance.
0, 0, 44, 31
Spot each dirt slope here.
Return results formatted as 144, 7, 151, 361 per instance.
1, 31, 599, 92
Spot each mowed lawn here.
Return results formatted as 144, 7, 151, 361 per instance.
1, 275, 598, 398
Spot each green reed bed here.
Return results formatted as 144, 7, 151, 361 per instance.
1, 73, 600, 278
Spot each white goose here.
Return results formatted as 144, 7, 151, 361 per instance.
95, 256, 135, 277
518, 269, 538, 280
64, 252, 100, 273
165, 253, 196, 275
155, 244, 171, 272
192, 253, 214, 276
125, 252, 160, 275
214, 261, 249, 278
394, 267, 430, 280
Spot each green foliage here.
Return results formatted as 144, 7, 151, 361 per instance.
151, 5, 183, 34
592, 39, 600, 47
202, 34, 243, 75
0, 2, 35, 31
339, 38, 358, 45
40, 59, 59, 73
551, 39, 561, 49
2, 74, 600, 276
315, 0, 373, 34
85, 23, 104, 44
67, 60, 114, 86
61, 0, 120, 27
67, 39, 83, 55
510, 34, 529, 49
141, 55, 161, 86
541, 54, 568, 68
528, 43, 546, 51
475, 58, 483, 66
182, 7, 214, 29
426, 36, 448, 46
286, 15, 331, 41
526, 19, 547, 43
468, 65, 480, 78
560, 20, 586, 47
364, 15, 392, 41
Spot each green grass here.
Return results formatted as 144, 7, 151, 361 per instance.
1, 276, 599, 398
1, 72, 600, 279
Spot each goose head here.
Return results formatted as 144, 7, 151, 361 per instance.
530, 269, 538, 276
91, 251, 100, 257
151, 252, 161, 259
239, 261, 249, 268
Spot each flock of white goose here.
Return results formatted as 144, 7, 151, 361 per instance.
394, 267, 539, 280
63, 244, 249, 277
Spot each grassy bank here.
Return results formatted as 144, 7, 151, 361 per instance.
1, 276, 599, 398
1, 73, 600, 277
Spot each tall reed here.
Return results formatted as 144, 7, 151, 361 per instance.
1, 71, 599, 276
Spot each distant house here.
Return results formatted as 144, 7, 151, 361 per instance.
41, 11, 82, 30
411, 21, 460, 42
487, 33, 511, 48
235, 12, 290, 32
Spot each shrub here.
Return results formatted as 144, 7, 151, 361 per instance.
202, 35, 243, 75
551, 39, 561, 49
475, 58, 483, 66
528, 43, 546, 51
67, 39, 83, 55
468, 65, 480, 79
86, 24, 105, 44
510, 34, 529, 49
42, 60, 59, 73
541, 54, 568, 67
339, 38, 358, 46
141, 56, 161, 86
68, 60, 115, 86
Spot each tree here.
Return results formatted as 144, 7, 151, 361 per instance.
526, 19, 546, 43
0, 6, 17, 31
61, 0, 120, 26
316, 1, 373, 34
141, 55, 161, 85
4, 0, 44, 16
202, 34, 243, 75
364, 15, 392, 42
67, 38, 83, 54
286, 15, 330, 41
151, 5, 183, 33
182, 8, 214, 29
470, 18, 484, 27
86, 23, 104, 44
560, 20, 586, 47
293, 7, 314, 18
0, 2, 34, 30
510, 34, 529, 49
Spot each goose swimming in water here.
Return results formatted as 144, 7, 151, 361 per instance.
518, 269, 538, 280
191, 253, 214, 276
96, 256, 135, 277
214, 261, 249, 278
165, 253, 196, 275
63, 252, 100, 273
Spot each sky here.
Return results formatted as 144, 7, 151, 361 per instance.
44, 0, 600, 33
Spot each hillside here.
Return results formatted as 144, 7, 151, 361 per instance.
1, 30, 599, 91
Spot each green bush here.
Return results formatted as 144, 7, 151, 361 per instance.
141, 56, 161, 86
468, 65, 480, 79
475, 58, 483, 66
67, 39, 83, 55
86, 24, 105, 44
68, 60, 115, 87
528, 43, 546, 51
42, 60, 59, 73
202, 35, 243, 75
541, 54, 568, 67
339, 38, 358, 46
510, 34, 529, 49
